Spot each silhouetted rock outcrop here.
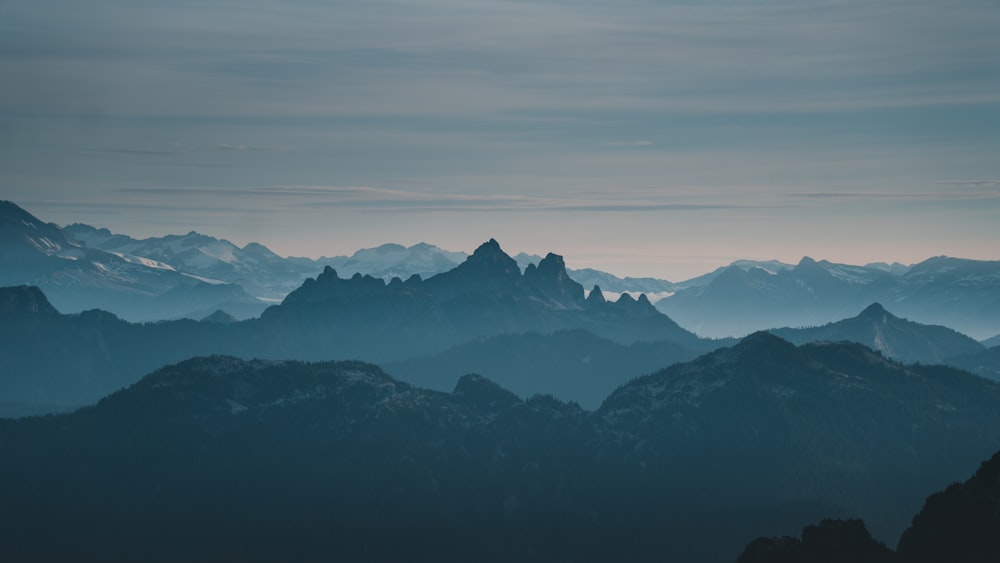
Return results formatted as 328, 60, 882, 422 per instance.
896, 450, 1000, 563
737, 519, 895, 563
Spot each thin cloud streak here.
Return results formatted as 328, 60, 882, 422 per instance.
114, 185, 782, 213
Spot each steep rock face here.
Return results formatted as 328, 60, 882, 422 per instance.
524, 253, 586, 309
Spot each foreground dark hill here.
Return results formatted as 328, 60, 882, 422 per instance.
896, 449, 1000, 562
3, 335, 1000, 562
771, 303, 985, 365
738, 448, 1000, 563
598, 332, 1000, 543
0, 241, 710, 412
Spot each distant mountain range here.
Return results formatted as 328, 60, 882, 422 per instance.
0, 240, 716, 413
3, 335, 1000, 562
383, 329, 700, 409
5, 201, 999, 340
657, 255, 1000, 340
0, 201, 266, 321
772, 302, 986, 365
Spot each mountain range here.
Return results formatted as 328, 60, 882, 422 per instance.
0, 239, 715, 414
3, 335, 1000, 562
5, 201, 1000, 342
657, 255, 1000, 340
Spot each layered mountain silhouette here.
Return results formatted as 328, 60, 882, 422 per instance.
0, 240, 709, 412
772, 302, 985, 365
657, 255, 1000, 340
384, 329, 700, 409
3, 335, 1000, 562
944, 345, 1000, 382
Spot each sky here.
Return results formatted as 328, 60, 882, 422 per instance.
2, 0, 999, 281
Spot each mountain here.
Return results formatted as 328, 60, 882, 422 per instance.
657, 257, 897, 338
0, 241, 711, 412
657, 256, 1000, 339
325, 242, 468, 280
65, 223, 323, 303
262, 240, 708, 361
771, 303, 985, 365
383, 329, 700, 409
3, 337, 1000, 562
514, 251, 677, 297
1, 202, 267, 321
982, 334, 1000, 348
68, 224, 473, 300
598, 332, 1000, 544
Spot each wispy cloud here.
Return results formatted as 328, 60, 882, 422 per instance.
788, 190, 1000, 201
114, 184, 776, 213
600, 141, 653, 147
216, 144, 290, 152
85, 148, 177, 156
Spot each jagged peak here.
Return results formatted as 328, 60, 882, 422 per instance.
318, 266, 339, 281
587, 285, 606, 304
441, 239, 520, 281
472, 238, 504, 257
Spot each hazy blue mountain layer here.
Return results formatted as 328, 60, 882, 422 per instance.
657, 256, 1000, 340
383, 329, 701, 409
0, 240, 710, 412
771, 302, 985, 365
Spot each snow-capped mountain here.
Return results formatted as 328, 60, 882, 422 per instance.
656, 256, 1000, 339
64, 223, 323, 301
1, 202, 265, 321
323, 242, 468, 281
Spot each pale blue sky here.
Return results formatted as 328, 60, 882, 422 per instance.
2, 0, 998, 280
